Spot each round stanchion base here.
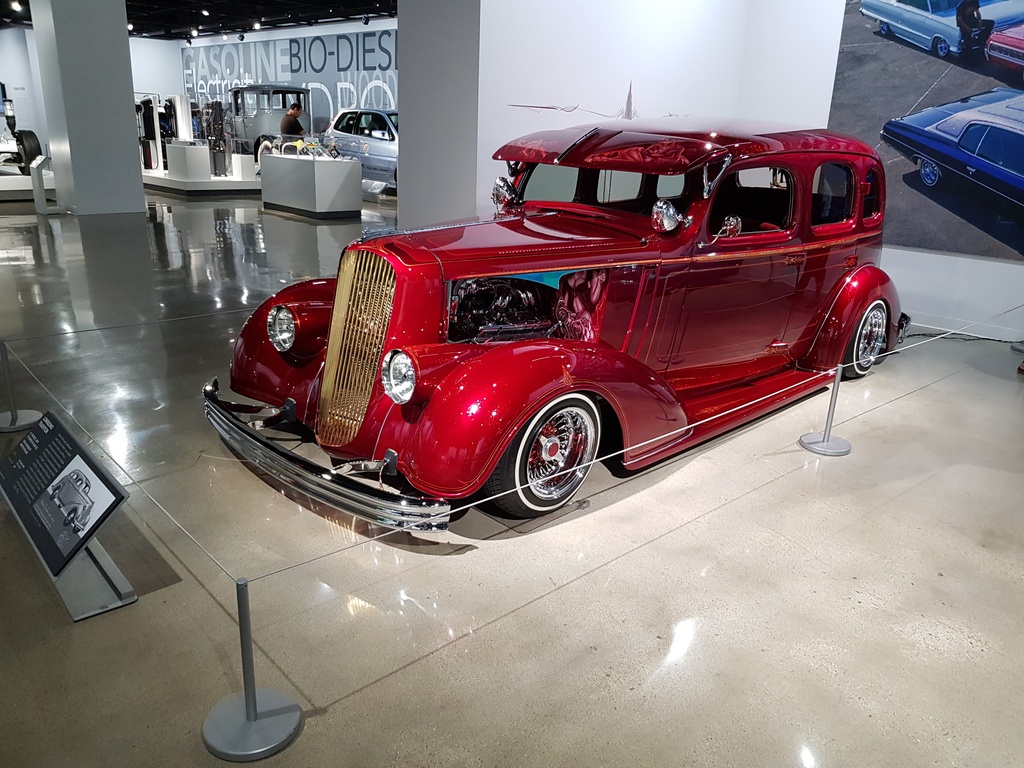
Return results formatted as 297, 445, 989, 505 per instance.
799, 431, 852, 457
203, 688, 302, 762
0, 409, 43, 433
1011, 342, 1024, 354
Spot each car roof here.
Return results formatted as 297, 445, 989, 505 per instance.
493, 119, 877, 175
933, 88, 1024, 138
230, 84, 310, 92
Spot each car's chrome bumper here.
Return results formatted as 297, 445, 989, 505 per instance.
203, 378, 451, 532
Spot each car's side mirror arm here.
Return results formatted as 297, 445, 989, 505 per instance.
698, 215, 742, 248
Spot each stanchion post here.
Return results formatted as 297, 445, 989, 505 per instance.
202, 578, 302, 762
0, 340, 42, 433
799, 364, 852, 457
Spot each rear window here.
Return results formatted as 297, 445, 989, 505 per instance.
811, 163, 854, 226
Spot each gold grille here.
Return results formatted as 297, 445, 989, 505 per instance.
318, 250, 396, 446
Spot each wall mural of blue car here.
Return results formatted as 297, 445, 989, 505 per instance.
882, 88, 1024, 207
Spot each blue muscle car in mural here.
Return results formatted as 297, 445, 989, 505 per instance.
861, 0, 1024, 58
881, 88, 1024, 206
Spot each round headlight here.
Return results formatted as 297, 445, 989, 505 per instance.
381, 349, 416, 404
266, 306, 295, 352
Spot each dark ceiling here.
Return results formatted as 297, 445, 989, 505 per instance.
0, 1, 397, 40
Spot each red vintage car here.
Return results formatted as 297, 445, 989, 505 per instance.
205, 120, 909, 530
986, 22, 1024, 76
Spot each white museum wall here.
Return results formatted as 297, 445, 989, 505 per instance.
736, 0, 845, 128
474, 0, 750, 213
129, 37, 186, 99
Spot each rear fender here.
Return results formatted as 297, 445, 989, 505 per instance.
800, 265, 902, 371
378, 340, 687, 498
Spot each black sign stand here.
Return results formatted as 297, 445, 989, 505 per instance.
0, 412, 136, 621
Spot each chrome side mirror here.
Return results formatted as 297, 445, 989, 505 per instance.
651, 199, 693, 233
492, 176, 518, 214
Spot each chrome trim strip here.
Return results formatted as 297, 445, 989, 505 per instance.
555, 127, 601, 165
203, 378, 451, 532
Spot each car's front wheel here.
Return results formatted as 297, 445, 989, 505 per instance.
919, 157, 941, 187
879, 21, 892, 36
933, 36, 951, 58
484, 394, 600, 519
843, 299, 888, 379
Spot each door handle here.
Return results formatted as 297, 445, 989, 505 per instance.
966, 166, 976, 175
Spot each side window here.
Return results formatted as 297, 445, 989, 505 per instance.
523, 164, 578, 202
863, 169, 882, 219
708, 166, 793, 234
595, 170, 643, 203
257, 92, 270, 111
232, 91, 243, 115
243, 92, 257, 117
363, 112, 392, 138
959, 123, 988, 155
335, 112, 358, 133
656, 175, 686, 199
976, 127, 1024, 176
811, 163, 854, 226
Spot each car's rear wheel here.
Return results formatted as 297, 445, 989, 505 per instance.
879, 21, 892, 36
919, 157, 941, 187
843, 299, 888, 379
484, 393, 600, 519
933, 36, 951, 58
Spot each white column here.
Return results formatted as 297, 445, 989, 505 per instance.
32, 0, 145, 215
396, 0, 482, 229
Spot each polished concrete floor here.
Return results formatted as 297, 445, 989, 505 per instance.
1, 198, 1023, 767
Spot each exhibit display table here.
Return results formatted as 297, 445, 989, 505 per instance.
166, 141, 212, 181
260, 154, 361, 219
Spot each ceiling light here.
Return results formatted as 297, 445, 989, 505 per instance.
191, 28, 199, 37
253, 21, 261, 30
222, 33, 228, 40
127, 22, 134, 31
201, 9, 210, 16
11, 1, 22, 11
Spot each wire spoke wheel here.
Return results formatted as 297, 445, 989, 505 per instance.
844, 299, 888, 378
485, 394, 601, 518
525, 406, 597, 501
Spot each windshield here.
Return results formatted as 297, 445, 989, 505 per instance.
518, 163, 694, 216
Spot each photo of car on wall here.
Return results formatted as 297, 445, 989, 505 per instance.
860, 0, 1024, 59
882, 87, 1024, 206
987, 22, 1024, 76
831, 2, 1024, 259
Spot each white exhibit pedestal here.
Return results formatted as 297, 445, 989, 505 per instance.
231, 153, 257, 182
166, 142, 212, 182
260, 154, 361, 219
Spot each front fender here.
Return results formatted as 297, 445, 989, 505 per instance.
230, 278, 336, 424
376, 341, 687, 499
800, 265, 902, 371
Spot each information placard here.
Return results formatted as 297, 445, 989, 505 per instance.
0, 412, 129, 578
